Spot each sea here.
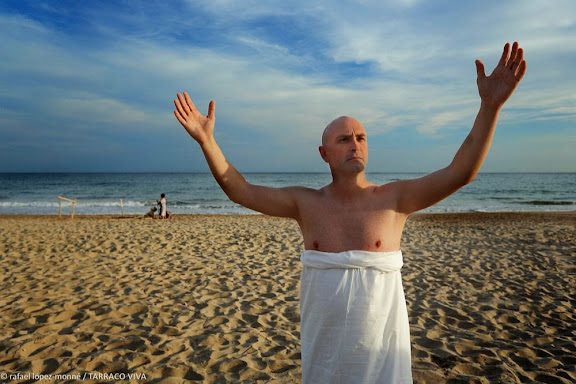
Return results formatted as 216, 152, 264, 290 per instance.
0, 173, 574, 216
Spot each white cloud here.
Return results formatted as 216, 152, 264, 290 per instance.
49, 95, 149, 124
1, 0, 575, 172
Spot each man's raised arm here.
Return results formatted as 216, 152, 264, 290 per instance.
173, 92, 300, 219
392, 42, 527, 215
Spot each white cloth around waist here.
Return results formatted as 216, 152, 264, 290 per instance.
300, 249, 403, 272
299, 249, 412, 384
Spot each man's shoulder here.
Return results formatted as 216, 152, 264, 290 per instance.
287, 185, 325, 195
372, 180, 400, 193
351, 180, 400, 212
283, 185, 326, 205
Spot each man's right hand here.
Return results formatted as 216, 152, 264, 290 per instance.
173, 92, 215, 145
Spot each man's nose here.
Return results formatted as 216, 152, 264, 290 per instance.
350, 137, 360, 150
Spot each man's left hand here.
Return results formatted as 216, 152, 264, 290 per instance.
476, 42, 527, 108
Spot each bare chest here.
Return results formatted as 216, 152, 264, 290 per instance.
297, 198, 406, 253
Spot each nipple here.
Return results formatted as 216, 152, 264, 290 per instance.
375, 240, 382, 248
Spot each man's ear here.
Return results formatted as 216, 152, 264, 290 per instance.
319, 146, 329, 163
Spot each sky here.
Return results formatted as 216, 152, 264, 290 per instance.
1, 0, 575, 173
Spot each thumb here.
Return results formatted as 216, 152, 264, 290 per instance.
475, 59, 486, 81
207, 100, 216, 119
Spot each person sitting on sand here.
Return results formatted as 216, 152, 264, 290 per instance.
173, 42, 526, 383
143, 207, 157, 218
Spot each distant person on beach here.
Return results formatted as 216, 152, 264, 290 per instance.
158, 193, 167, 219
143, 207, 157, 218
173, 42, 526, 383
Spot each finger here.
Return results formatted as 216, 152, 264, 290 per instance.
511, 47, 524, 72
174, 109, 186, 126
475, 59, 486, 80
508, 42, 519, 69
498, 42, 510, 67
174, 98, 186, 118
177, 93, 191, 114
207, 100, 215, 119
184, 92, 199, 115
515, 60, 527, 82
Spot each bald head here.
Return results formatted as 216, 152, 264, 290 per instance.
322, 116, 365, 146
319, 115, 369, 173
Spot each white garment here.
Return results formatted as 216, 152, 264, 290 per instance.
160, 197, 166, 217
300, 250, 412, 384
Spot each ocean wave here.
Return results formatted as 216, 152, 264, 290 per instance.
0, 199, 252, 215
0, 201, 62, 208
517, 200, 574, 206
0, 200, 149, 208
1, 173, 575, 215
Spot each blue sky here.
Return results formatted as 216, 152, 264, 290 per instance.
1, 0, 575, 173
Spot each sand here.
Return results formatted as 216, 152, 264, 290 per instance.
0, 212, 574, 383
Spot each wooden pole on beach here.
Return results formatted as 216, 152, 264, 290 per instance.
57, 196, 77, 219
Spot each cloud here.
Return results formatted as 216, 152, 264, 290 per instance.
1, 0, 575, 172
49, 95, 149, 124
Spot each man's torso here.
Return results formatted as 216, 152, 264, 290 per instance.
295, 183, 407, 253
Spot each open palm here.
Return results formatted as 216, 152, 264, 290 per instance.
476, 42, 527, 108
174, 92, 216, 145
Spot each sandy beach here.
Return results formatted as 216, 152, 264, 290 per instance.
0, 212, 574, 383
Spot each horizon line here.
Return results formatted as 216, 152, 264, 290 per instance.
1, 171, 575, 175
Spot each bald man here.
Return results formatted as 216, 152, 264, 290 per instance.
174, 42, 526, 383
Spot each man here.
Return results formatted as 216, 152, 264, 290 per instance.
174, 42, 526, 383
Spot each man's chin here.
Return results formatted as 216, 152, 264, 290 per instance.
345, 162, 366, 174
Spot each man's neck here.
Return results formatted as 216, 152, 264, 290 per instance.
327, 171, 373, 199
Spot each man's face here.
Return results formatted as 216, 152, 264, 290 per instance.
319, 116, 368, 174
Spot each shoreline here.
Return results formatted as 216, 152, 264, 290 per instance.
1, 212, 574, 383
1, 210, 575, 218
